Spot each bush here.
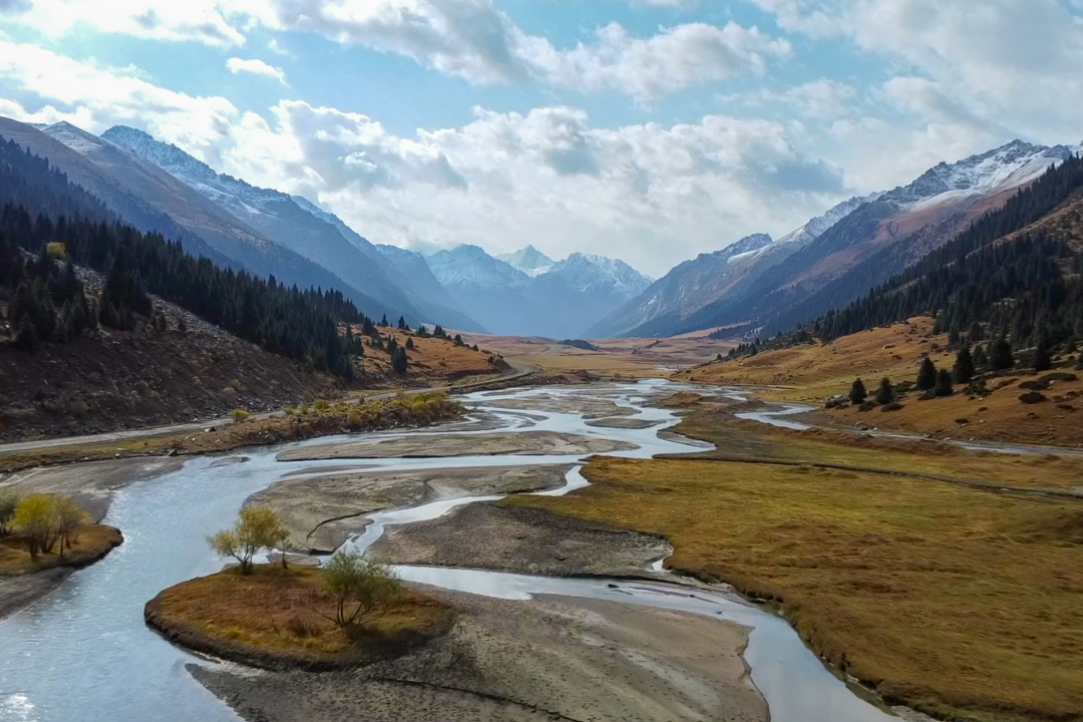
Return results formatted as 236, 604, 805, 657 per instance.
875, 377, 895, 406
320, 551, 401, 628
314, 398, 329, 411
0, 488, 20, 537
849, 378, 868, 404
231, 409, 251, 423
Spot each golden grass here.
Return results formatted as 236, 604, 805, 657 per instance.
145, 565, 454, 668
510, 456, 1083, 722
0, 524, 122, 575
678, 317, 952, 402
675, 406, 1083, 492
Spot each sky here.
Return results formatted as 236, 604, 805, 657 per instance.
0, 1, 1081, 277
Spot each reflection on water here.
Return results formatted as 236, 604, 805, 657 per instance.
0, 380, 896, 722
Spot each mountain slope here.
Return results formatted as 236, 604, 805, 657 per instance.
373, 244, 485, 331
0, 117, 394, 321
620, 139, 1079, 339
100, 125, 419, 323
497, 245, 555, 277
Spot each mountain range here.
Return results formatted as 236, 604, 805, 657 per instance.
2, 112, 1078, 343
427, 245, 652, 337
593, 139, 1081, 338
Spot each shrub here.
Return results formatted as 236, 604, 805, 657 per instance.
45, 242, 67, 259
231, 409, 251, 423
320, 551, 401, 628
314, 398, 329, 411
849, 378, 868, 404
12, 494, 61, 557
875, 377, 895, 406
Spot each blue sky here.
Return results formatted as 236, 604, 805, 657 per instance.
1, 0, 1081, 276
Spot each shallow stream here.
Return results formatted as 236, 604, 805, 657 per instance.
0, 380, 899, 722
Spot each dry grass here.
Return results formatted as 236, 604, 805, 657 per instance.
0, 524, 122, 575
675, 405, 1083, 492
145, 565, 454, 668
511, 456, 1083, 722
356, 329, 508, 382
678, 317, 952, 402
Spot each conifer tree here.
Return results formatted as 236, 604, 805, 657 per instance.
917, 357, 937, 391
990, 337, 1014, 370
379, 314, 389, 327
397, 316, 408, 331
935, 369, 954, 397
952, 346, 976, 384
1032, 337, 1052, 371
849, 378, 868, 404
875, 377, 894, 405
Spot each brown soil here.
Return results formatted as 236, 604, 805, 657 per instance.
190, 587, 767, 722
145, 565, 455, 672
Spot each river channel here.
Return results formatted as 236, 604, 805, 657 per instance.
0, 380, 902, 722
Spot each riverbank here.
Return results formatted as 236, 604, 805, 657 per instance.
0, 524, 123, 619
189, 586, 768, 722
512, 451, 1083, 722
145, 565, 455, 672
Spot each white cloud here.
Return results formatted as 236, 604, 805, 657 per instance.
521, 22, 792, 102
0, 39, 238, 152
0, 0, 789, 99
226, 57, 287, 84
726, 79, 856, 120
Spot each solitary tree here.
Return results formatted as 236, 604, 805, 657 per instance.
208, 506, 288, 574
875, 377, 894, 406
917, 357, 937, 391
849, 378, 868, 404
952, 346, 976, 384
379, 314, 389, 327
405, 337, 415, 351
320, 551, 400, 628
935, 369, 954, 397
391, 346, 409, 375
397, 316, 409, 331
990, 337, 1014, 370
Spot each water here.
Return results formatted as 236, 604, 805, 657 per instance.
0, 380, 898, 722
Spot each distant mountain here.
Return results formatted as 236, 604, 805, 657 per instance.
497, 245, 555, 277
427, 245, 651, 337
597, 139, 1079, 338
101, 125, 428, 325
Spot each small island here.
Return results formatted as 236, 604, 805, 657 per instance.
0, 491, 122, 618
145, 508, 454, 671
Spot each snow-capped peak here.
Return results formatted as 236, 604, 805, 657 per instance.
546, 252, 652, 297
775, 193, 884, 248
497, 245, 556, 276
882, 139, 1077, 208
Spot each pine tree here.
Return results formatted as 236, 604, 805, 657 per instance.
952, 346, 976, 384
935, 369, 954, 397
990, 337, 1014, 370
405, 337, 415, 350
849, 378, 868, 404
1032, 337, 1052, 371
875, 377, 894, 405
974, 344, 989, 370
391, 347, 408, 374
917, 357, 937, 391
397, 316, 408, 331
379, 315, 389, 327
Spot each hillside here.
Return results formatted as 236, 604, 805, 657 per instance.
0, 267, 340, 441
0, 118, 394, 323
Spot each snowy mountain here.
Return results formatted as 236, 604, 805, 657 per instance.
101, 125, 478, 329
593, 138, 1081, 338
427, 245, 651, 337
497, 245, 555, 277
